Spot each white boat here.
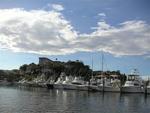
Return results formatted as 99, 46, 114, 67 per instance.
62, 76, 77, 90
145, 77, 150, 94
71, 77, 89, 91
53, 72, 65, 89
147, 85, 150, 94
46, 77, 55, 89
121, 69, 144, 93
53, 77, 64, 89
32, 73, 47, 87
89, 51, 120, 92
89, 78, 103, 91
89, 74, 121, 92
104, 78, 120, 92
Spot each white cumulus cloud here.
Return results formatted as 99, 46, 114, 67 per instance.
76, 20, 150, 56
0, 8, 77, 55
51, 4, 64, 11
0, 8, 150, 56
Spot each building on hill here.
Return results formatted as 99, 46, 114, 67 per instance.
39, 57, 52, 65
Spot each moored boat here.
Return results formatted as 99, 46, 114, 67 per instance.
62, 76, 77, 90
71, 76, 89, 91
104, 76, 121, 92
121, 69, 144, 93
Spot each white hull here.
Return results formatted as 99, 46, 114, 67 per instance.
104, 86, 120, 92
63, 84, 78, 90
146, 87, 150, 94
53, 84, 63, 89
76, 85, 89, 91
121, 86, 143, 93
63, 84, 89, 91
89, 85, 103, 92
37, 83, 46, 87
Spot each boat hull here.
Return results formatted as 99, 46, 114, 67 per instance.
121, 86, 143, 93
63, 84, 78, 90
53, 84, 64, 89
63, 84, 89, 91
146, 87, 150, 94
46, 84, 54, 89
89, 85, 103, 92
76, 85, 89, 91
104, 86, 120, 92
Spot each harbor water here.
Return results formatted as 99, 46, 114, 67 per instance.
0, 86, 150, 113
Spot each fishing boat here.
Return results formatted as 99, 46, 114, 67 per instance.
145, 77, 150, 94
104, 77, 121, 92
147, 85, 150, 94
71, 76, 89, 91
121, 69, 144, 93
88, 54, 103, 92
46, 77, 55, 89
53, 72, 65, 89
89, 51, 121, 92
62, 76, 78, 90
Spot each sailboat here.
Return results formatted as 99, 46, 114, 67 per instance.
89, 51, 121, 92
89, 52, 104, 92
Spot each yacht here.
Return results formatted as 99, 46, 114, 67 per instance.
104, 77, 121, 92
145, 77, 150, 94
71, 76, 89, 91
32, 73, 47, 87
89, 77, 103, 91
147, 84, 150, 94
46, 77, 55, 89
62, 76, 77, 90
89, 77, 120, 92
121, 69, 143, 93
53, 72, 65, 89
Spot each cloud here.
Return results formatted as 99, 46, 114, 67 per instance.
0, 8, 77, 55
98, 13, 106, 17
51, 4, 64, 11
0, 8, 150, 56
77, 20, 150, 56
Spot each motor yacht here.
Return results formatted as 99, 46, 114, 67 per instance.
145, 77, 150, 94
71, 76, 89, 91
62, 76, 78, 90
89, 78, 103, 91
46, 77, 55, 89
121, 69, 143, 93
53, 72, 65, 89
104, 78, 120, 92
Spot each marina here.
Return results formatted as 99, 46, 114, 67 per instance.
0, 0, 150, 113
15, 69, 150, 94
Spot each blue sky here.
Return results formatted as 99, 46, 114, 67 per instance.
0, 0, 150, 75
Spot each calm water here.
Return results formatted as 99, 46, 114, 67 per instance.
0, 86, 150, 113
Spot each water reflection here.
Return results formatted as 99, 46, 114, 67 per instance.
0, 86, 150, 113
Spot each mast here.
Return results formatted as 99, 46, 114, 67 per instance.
92, 54, 94, 79
101, 51, 104, 73
101, 50, 104, 92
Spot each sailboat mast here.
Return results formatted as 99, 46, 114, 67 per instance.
101, 51, 104, 73
101, 50, 104, 92
92, 55, 93, 78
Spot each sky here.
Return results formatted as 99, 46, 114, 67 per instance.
0, 0, 150, 75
